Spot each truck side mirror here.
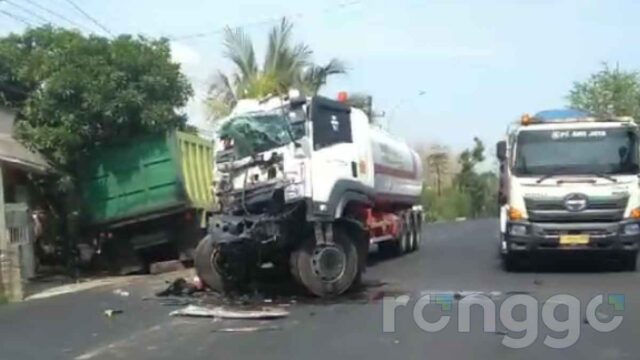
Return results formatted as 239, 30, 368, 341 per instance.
496, 141, 506, 161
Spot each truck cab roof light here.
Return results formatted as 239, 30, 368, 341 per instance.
519, 108, 634, 125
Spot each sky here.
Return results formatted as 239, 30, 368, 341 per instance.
2, 0, 640, 152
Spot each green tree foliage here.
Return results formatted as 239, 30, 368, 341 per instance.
207, 18, 346, 120
0, 26, 193, 171
568, 63, 640, 120
455, 137, 486, 217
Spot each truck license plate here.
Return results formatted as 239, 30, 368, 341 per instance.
559, 234, 590, 245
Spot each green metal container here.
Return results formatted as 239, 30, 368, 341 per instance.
81, 131, 214, 227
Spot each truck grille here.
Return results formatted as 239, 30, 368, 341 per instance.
524, 196, 628, 222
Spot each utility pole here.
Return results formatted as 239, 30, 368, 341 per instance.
0, 163, 10, 301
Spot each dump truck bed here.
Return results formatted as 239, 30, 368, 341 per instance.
81, 131, 213, 227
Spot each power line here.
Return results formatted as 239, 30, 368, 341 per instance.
0, 8, 33, 26
4, 0, 47, 25
19, 0, 93, 32
62, 0, 112, 36
169, 15, 299, 41
168, 0, 361, 41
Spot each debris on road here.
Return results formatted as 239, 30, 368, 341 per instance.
150, 297, 193, 307
169, 304, 289, 319
212, 325, 282, 333
104, 309, 123, 317
113, 289, 130, 297
149, 260, 185, 275
155, 278, 199, 297
421, 290, 504, 301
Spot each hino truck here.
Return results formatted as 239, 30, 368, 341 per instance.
194, 92, 424, 297
497, 109, 640, 271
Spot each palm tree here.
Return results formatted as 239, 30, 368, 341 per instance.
206, 18, 346, 120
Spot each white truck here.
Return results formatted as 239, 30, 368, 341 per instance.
497, 109, 640, 271
194, 92, 424, 297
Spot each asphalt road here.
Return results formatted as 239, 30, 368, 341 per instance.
1, 219, 640, 360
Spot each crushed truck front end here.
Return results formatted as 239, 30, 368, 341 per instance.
195, 93, 423, 297
498, 111, 640, 270
195, 94, 365, 297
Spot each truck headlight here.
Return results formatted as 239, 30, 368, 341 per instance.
510, 224, 527, 236
624, 224, 640, 236
508, 207, 525, 221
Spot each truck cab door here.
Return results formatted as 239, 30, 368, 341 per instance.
308, 96, 358, 209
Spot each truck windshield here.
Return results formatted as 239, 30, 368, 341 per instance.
218, 111, 305, 158
513, 127, 640, 176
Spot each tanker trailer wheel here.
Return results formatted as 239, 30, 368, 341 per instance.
410, 214, 422, 252
194, 235, 244, 293
400, 218, 411, 254
378, 218, 409, 257
291, 226, 360, 297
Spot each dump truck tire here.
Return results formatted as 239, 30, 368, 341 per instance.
291, 226, 360, 297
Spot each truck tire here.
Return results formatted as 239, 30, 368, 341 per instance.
289, 249, 303, 285
291, 226, 360, 297
400, 216, 411, 254
411, 214, 421, 251
621, 252, 638, 271
194, 235, 243, 293
378, 220, 409, 257
502, 252, 521, 272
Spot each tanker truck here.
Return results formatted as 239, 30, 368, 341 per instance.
194, 91, 424, 297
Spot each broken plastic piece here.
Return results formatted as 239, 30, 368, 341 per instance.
169, 305, 289, 319
113, 289, 130, 297
212, 325, 282, 333
104, 309, 123, 317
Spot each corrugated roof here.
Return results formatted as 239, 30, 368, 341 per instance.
0, 108, 49, 173
0, 134, 49, 173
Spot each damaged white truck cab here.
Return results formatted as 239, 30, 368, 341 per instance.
195, 93, 423, 297
497, 109, 640, 271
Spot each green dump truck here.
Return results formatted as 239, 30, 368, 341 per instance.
79, 131, 214, 269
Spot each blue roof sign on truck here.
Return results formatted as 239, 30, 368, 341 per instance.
532, 109, 593, 122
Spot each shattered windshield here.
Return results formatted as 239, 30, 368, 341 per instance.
218, 112, 304, 158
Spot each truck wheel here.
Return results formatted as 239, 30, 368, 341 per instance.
502, 252, 521, 272
378, 220, 409, 256
289, 249, 302, 285
621, 252, 638, 271
194, 235, 243, 292
410, 215, 421, 252
400, 218, 411, 254
291, 226, 360, 297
